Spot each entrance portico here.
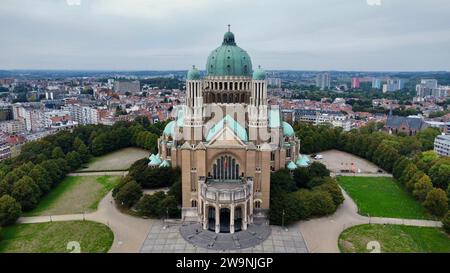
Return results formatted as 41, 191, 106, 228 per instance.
200, 178, 253, 234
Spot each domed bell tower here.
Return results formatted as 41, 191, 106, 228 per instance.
249, 66, 269, 143
184, 65, 203, 144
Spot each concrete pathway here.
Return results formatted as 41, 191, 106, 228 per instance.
295, 189, 442, 253
17, 186, 442, 253
18, 192, 154, 253
68, 171, 128, 177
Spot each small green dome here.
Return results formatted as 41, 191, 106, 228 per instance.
296, 155, 311, 167
159, 160, 171, 168
187, 65, 201, 80
282, 122, 295, 137
253, 66, 266, 80
287, 161, 297, 170
163, 121, 175, 137
148, 154, 162, 166
206, 31, 253, 77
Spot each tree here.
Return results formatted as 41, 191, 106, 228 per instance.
11, 176, 41, 211
73, 137, 90, 163
412, 175, 433, 202
162, 195, 180, 218
65, 151, 82, 171
429, 163, 450, 190
29, 165, 52, 194
0, 195, 21, 226
293, 167, 310, 189
443, 211, 450, 234
423, 188, 448, 217
393, 157, 409, 179
169, 179, 182, 205
307, 162, 330, 178
270, 169, 296, 193
399, 163, 418, 185
51, 147, 65, 159
0, 172, 19, 196
114, 180, 143, 208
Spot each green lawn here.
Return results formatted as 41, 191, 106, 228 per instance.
337, 176, 432, 220
79, 147, 149, 172
0, 221, 113, 253
24, 176, 120, 216
339, 224, 450, 253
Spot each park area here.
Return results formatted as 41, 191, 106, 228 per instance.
339, 224, 450, 253
24, 176, 119, 216
0, 221, 113, 253
337, 176, 433, 220
78, 147, 149, 172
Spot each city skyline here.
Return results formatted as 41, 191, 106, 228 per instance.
1, 0, 450, 71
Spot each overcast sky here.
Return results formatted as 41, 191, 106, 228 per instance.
1, 0, 450, 71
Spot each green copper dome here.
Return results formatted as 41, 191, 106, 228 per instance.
206, 31, 253, 77
282, 122, 295, 137
253, 66, 266, 80
163, 121, 175, 137
187, 65, 201, 80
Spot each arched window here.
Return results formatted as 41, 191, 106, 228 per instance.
191, 200, 197, 207
211, 155, 240, 181
255, 200, 261, 209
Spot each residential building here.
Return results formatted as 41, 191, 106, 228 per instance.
114, 80, 141, 94
372, 78, 381, 89
434, 134, 450, 157
351, 78, 360, 89
315, 73, 330, 90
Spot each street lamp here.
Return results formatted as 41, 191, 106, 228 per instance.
282, 209, 285, 230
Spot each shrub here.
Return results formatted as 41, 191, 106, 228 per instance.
314, 178, 344, 206
412, 175, 433, 202
168, 178, 182, 205
0, 195, 21, 226
293, 189, 336, 219
423, 188, 448, 217
136, 192, 165, 218
136, 192, 180, 218
114, 180, 143, 208
443, 211, 450, 234
308, 190, 336, 216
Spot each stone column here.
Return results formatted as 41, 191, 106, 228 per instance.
215, 205, 220, 234
230, 204, 235, 234
243, 202, 248, 230
203, 203, 207, 230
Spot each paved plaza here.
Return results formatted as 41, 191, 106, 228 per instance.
140, 221, 309, 253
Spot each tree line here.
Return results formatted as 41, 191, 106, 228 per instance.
0, 116, 166, 227
294, 121, 449, 225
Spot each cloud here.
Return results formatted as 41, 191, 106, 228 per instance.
367, 0, 382, 6
66, 0, 81, 6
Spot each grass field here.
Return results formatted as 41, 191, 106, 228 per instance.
24, 176, 120, 216
337, 176, 432, 220
0, 221, 113, 253
339, 224, 450, 253
79, 147, 149, 172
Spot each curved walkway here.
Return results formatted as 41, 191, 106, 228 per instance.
294, 189, 442, 253
18, 191, 154, 253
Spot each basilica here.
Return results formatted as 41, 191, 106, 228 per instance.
152, 28, 304, 234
